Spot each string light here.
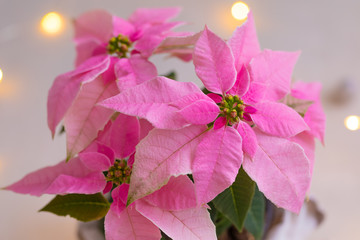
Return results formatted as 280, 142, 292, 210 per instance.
40, 12, 64, 35
231, 2, 250, 21
344, 115, 360, 131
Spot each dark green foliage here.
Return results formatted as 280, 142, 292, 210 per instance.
212, 168, 256, 232
40, 193, 110, 222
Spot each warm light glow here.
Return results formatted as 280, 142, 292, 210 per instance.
231, 2, 250, 21
345, 115, 360, 131
40, 12, 63, 35
0, 68, 3, 83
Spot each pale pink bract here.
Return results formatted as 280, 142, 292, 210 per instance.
101, 13, 311, 212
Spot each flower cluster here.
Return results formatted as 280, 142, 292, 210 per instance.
5, 8, 325, 240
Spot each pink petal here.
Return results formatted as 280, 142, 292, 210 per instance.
291, 81, 325, 144
178, 100, 219, 125
115, 55, 157, 92
154, 32, 201, 61
248, 49, 300, 101
236, 121, 258, 158
194, 26, 236, 94
97, 114, 140, 159
64, 77, 119, 159
101, 57, 118, 84
304, 103, 326, 144
133, 34, 168, 58
47, 55, 110, 137
74, 10, 113, 43
75, 39, 106, 66
156, 32, 201, 52
193, 127, 243, 204
169, 92, 214, 109
103, 182, 113, 194
106, 186, 161, 240
127, 154, 135, 169
101, 76, 203, 130
112, 16, 135, 37
242, 81, 267, 105
111, 184, 130, 212
138, 20, 184, 36
243, 129, 310, 213
79, 150, 112, 171
243, 113, 252, 122
144, 175, 197, 211
128, 7, 181, 27
169, 52, 194, 62
244, 105, 257, 114
84, 141, 115, 165
252, 101, 309, 138
228, 11, 261, 71
127, 125, 207, 204
139, 118, 154, 141
207, 93, 222, 103
105, 207, 161, 240
290, 132, 315, 178
5, 153, 109, 196
291, 81, 322, 101
213, 117, 227, 130
136, 200, 216, 240
228, 66, 250, 98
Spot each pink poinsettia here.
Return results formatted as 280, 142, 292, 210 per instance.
6, 114, 139, 196
101, 14, 310, 212
106, 178, 216, 240
47, 8, 193, 159
290, 81, 326, 144
74, 8, 186, 66
288, 81, 326, 177
6, 115, 216, 239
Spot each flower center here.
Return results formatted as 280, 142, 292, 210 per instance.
107, 34, 132, 58
105, 159, 132, 185
219, 94, 244, 124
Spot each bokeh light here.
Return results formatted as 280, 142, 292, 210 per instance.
40, 12, 64, 35
231, 2, 250, 21
0, 68, 3, 83
344, 115, 360, 131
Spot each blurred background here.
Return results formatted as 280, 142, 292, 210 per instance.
1, 0, 359, 239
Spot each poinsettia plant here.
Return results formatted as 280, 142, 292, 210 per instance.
4, 7, 325, 240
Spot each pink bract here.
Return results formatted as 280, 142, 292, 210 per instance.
106, 177, 216, 240
291, 81, 326, 144
243, 129, 311, 213
289, 81, 326, 181
48, 8, 192, 159
47, 55, 110, 137
74, 8, 187, 66
102, 17, 310, 211
7, 9, 323, 240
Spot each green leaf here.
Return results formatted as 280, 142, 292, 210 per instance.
212, 167, 255, 232
208, 202, 232, 237
244, 185, 265, 240
58, 125, 65, 135
201, 87, 211, 95
163, 71, 177, 80
160, 231, 172, 240
214, 212, 233, 236
40, 193, 110, 222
